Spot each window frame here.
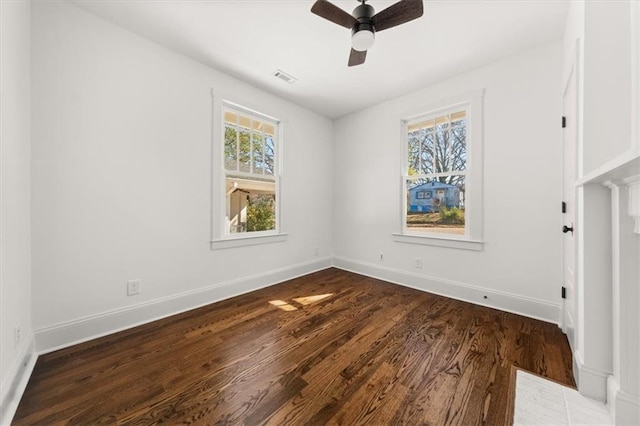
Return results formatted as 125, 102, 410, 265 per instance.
210, 93, 287, 250
393, 89, 485, 251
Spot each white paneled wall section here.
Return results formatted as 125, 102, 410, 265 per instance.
564, 1, 640, 423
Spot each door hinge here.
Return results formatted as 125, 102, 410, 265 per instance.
562, 116, 567, 128
561, 286, 567, 299
562, 201, 567, 213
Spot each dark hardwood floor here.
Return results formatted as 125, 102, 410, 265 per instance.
13, 268, 574, 425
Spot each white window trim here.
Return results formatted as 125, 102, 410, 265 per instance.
210, 91, 287, 250
391, 233, 484, 251
210, 232, 288, 250
394, 88, 485, 251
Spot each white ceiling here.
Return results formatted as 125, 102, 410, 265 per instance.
71, 0, 569, 119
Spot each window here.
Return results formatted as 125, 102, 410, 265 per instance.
395, 90, 484, 250
211, 98, 286, 249
405, 109, 467, 235
223, 105, 278, 234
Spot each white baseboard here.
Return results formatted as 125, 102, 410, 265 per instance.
8, 257, 567, 424
574, 350, 609, 402
333, 257, 561, 324
608, 375, 619, 420
35, 257, 333, 355
608, 375, 640, 425
0, 333, 37, 426
614, 390, 640, 425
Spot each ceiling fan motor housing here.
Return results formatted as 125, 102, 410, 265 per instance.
351, 3, 375, 51
310, 0, 424, 65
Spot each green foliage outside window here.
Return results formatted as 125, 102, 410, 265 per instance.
224, 124, 275, 176
438, 206, 465, 224
246, 194, 276, 231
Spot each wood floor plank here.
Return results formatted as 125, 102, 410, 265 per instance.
13, 268, 574, 425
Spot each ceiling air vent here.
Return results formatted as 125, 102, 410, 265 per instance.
273, 69, 297, 84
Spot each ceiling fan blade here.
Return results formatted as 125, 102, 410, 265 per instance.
348, 48, 367, 67
311, 0, 358, 29
372, 0, 424, 32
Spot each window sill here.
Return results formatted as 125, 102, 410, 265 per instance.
392, 233, 484, 251
210, 233, 288, 250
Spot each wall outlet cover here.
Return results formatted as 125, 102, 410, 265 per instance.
127, 280, 141, 296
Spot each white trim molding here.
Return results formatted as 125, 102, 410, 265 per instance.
34, 257, 332, 354
210, 91, 287, 249
613, 389, 640, 425
398, 88, 485, 250
623, 174, 640, 233
608, 375, 640, 425
332, 256, 560, 324
573, 350, 609, 402
210, 232, 288, 250
602, 178, 640, 424
15, 257, 568, 422
392, 233, 484, 251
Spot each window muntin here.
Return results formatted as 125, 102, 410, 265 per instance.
223, 105, 279, 235
404, 108, 468, 237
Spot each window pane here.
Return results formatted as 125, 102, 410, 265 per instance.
435, 115, 450, 129
252, 133, 264, 175
451, 110, 466, 122
226, 177, 276, 233
252, 119, 263, 132
407, 131, 420, 175
434, 127, 450, 173
224, 111, 238, 124
264, 136, 275, 176
408, 110, 467, 175
238, 115, 251, 129
406, 175, 465, 235
224, 125, 238, 171
264, 124, 275, 136
451, 124, 467, 171
238, 129, 251, 173
420, 130, 434, 174
451, 117, 466, 128
420, 118, 435, 131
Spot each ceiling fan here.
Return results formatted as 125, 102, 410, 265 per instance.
311, 0, 424, 67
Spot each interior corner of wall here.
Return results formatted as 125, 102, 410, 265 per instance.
0, 332, 38, 426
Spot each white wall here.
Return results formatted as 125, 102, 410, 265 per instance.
582, 2, 633, 177
30, 1, 333, 351
0, 0, 34, 422
333, 42, 563, 322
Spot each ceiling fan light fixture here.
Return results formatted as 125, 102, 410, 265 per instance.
311, 0, 424, 66
351, 29, 375, 52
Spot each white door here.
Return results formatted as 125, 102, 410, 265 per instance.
562, 64, 578, 353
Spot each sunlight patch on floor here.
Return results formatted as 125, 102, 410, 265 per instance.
292, 293, 333, 305
268, 300, 297, 311
269, 293, 334, 311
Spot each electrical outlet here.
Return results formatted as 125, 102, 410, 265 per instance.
127, 279, 141, 296
414, 257, 423, 269
314, 247, 319, 256
14, 324, 21, 347
379, 252, 384, 261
